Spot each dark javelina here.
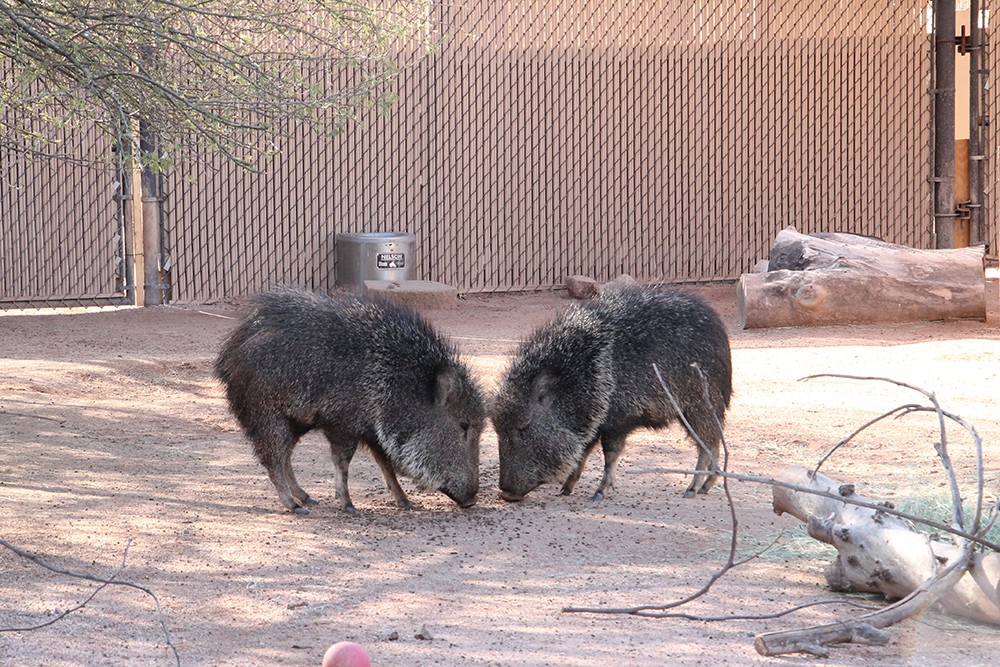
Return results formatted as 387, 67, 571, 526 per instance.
215, 287, 486, 513
493, 286, 732, 502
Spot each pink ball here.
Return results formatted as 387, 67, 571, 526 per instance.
322, 641, 371, 667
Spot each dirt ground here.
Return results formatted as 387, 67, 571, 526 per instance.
1, 283, 999, 667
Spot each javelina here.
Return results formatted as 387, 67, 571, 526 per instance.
493, 286, 731, 502
215, 286, 486, 513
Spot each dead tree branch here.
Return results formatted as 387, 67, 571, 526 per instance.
622, 466, 1000, 553
755, 531, 977, 657
0, 409, 67, 424
565, 363, 744, 615
0, 538, 180, 666
756, 377, 999, 655
568, 371, 997, 657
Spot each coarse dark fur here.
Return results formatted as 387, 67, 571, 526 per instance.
492, 286, 732, 502
215, 286, 486, 513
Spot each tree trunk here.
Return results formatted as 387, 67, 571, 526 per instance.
772, 465, 1000, 625
738, 228, 986, 328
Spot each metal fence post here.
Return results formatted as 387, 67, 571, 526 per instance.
139, 119, 164, 306
935, 0, 958, 248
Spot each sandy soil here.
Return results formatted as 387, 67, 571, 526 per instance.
1, 284, 998, 667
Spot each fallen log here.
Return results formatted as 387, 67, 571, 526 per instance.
771, 465, 1000, 625
738, 228, 986, 328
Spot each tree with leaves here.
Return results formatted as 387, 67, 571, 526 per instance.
0, 0, 434, 169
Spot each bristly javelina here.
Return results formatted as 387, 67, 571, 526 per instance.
215, 286, 486, 513
492, 286, 732, 502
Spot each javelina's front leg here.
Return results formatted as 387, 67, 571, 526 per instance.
560, 438, 599, 496
367, 445, 413, 509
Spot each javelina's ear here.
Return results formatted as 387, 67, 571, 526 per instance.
530, 372, 556, 409
434, 365, 459, 407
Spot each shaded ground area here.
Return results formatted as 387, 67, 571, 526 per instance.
1, 284, 999, 666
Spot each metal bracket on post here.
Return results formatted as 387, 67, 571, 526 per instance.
957, 201, 974, 222
938, 25, 975, 55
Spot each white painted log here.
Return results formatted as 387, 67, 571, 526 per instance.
772, 465, 1000, 625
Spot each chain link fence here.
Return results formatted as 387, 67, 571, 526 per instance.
2, 1, 994, 307
0, 133, 131, 309
164, 0, 940, 302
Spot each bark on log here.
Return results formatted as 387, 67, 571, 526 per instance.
772, 465, 1000, 625
738, 228, 986, 328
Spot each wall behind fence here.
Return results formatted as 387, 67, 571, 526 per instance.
165, 0, 934, 301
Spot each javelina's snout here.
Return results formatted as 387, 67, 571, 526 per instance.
442, 488, 478, 508
498, 490, 524, 503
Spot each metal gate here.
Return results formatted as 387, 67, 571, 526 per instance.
0, 133, 132, 309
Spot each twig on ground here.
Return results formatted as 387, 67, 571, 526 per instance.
0, 410, 66, 425
566, 363, 741, 615
619, 598, 881, 621
572, 371, 996, 658
0, 541, 131, 631
0, 539, 180, 666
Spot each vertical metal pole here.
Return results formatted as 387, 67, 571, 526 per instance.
139, 119, 163, 306
119, 158, 137, 305
968, 0, 985, 248
935, 0, 957, 248
130, 142, 146, 306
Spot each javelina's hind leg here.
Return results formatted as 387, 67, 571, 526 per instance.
252, 421, 309, 514
264, 455, 310, 514
560, 438, 599, 496
367, 445, 413, 509
591, 434, 626, 501
325, 434, 359, 512
283, 448, 319, 508
684, 420, 721, 498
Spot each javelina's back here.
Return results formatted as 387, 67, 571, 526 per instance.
494, 286, 731, 502
216, 286, 486, 513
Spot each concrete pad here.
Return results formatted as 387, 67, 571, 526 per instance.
364, 280, 458, 310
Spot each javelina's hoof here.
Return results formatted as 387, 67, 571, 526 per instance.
589, 491, 604, 501
558, 488, 573, 496
682, 489, 696, 499
292, 505, 310, 514
301, 496, 319, 506
343, 504, 359, 513
499, 490, 524, 502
